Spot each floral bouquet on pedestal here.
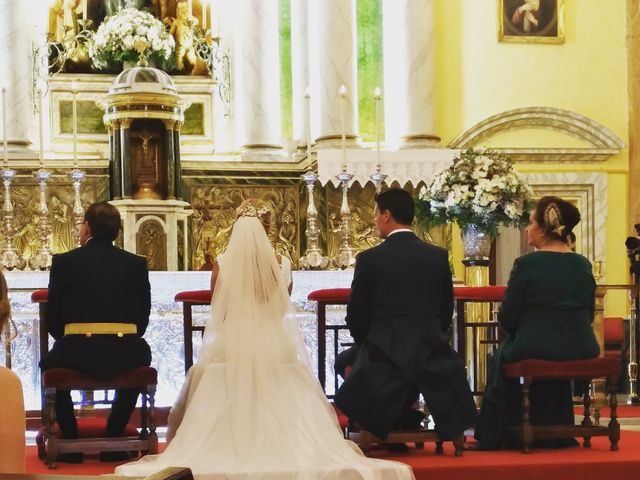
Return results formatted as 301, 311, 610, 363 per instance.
416, 149, 533, 238
88, 8, 175, 71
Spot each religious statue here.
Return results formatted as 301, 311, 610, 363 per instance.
150, 0, 169, 21
166, 0, 199, 73
49, 196, 76, 253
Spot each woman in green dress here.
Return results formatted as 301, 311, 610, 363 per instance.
474, 196, 600, 449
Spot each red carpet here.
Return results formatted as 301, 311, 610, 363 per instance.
27, 432, 640, 480
574, 404, 640, 418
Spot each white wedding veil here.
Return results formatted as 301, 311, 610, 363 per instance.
116, 204, 414, 480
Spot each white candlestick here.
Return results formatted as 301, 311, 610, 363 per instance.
82, 0, 88, 20
374, 86, 382, 173
188, 0, 193, 18
38, 90, 44, 168
2, 87, 7, 170
202, 0, 208, 30
72, 81, 78, 168
338, 84, 347, 172
305, 86, 311, 168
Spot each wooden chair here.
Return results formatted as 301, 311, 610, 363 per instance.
308, 288, 463, 456
502, 357, 621, 453
31, 289, 159, 469
174, 289, 212, 373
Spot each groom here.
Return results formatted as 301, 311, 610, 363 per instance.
334, 188, 477, 442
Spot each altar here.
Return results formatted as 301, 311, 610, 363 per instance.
1, 269, 354, 411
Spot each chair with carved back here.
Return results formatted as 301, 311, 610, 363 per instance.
307, 288, 463, 456
31, 289, 158, 469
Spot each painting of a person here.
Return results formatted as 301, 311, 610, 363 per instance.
512, 0, 540, 32
474, 196, 600, 449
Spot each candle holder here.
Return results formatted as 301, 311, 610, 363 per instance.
0, 169, 26, 270
28, 168, 53, 271
68, 168, 86, 247
331, 172, 356, 269
299, 171, 328, 270
370, 171, 387, 194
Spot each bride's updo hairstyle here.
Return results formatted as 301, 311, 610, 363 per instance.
534, 196, 581, 245
236, 198, 272, 233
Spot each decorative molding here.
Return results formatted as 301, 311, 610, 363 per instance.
450, 107, 625, 162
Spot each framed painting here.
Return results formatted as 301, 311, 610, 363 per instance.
498, 0, 565, 44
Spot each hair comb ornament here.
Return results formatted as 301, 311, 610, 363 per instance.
236, 201, 270, 218
544, 203, 565, 237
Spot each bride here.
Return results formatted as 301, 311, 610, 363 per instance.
116, 200, 414, 480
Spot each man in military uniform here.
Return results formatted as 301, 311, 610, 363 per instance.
40, 202, 151, 459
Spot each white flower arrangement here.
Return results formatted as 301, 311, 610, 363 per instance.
89, 8, 175, 71
416, 149, 533, 236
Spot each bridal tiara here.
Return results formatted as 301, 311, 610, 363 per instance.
236, 201, 270, 218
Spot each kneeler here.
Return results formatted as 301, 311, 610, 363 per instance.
341, 367, 464, 456
503, 357, 621, 453
31, 289, 159, 469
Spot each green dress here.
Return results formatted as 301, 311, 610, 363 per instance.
474, 251, 600, 449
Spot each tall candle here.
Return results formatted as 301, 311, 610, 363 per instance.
305, 86, 311, 168
37, 90, 44, 168
82, 0, 88, 20
338, 84, 347, 172
374, 86, 382, 172
188, 0, 193, 18
2, 87, 7, 170
202, 0, 208, 30
71, 81, 78, 168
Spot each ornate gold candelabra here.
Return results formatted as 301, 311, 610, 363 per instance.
1, 169, 26, 270
69, 169, 86, 247
332, 172, 356, 269
299, 171, 328, 270
628, 287, 640, 405
29, 169, 53, 271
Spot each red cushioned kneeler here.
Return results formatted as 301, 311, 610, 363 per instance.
503, 357, 621, 453
175, 290, 212, 373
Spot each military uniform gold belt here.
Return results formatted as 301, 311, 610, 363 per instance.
64, 323, 137, 337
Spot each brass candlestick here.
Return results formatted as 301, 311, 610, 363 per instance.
628, 287, 640, 405
1, 169, 26, 270
29, 168, 52, 271
68, 168, 86, 247
332, 172, 356, 269
299, 171, 328, 270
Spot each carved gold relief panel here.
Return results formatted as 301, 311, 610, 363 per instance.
189, 185, 299, 271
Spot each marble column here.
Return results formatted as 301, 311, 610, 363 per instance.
0, 0, 33, 153
627, 0, 640, 230
232, 0, 283, 158
311, 0, 359, 147
291, 0, 311, 147
165, 120, 176, 200
173, 123, 183, 199
383, 0, 439, 149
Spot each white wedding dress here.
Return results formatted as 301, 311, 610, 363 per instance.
116, 216, 413, 480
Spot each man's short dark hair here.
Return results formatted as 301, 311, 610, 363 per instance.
375, 188, 415, 225
84, 202, 121, 241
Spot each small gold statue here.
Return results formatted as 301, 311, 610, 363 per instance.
166, 0, 198, 73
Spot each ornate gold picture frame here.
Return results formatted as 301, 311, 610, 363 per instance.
498, 0, 565, 44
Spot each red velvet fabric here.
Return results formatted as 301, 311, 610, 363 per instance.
31, 289, 48, 303
604, 317, 625, 343
453, 286, 507, 302
174, 290, 212, 303
503, 357, 620, 381
42, 367, 157, 390
307, 288, 352, 302
36, 417, 139, 444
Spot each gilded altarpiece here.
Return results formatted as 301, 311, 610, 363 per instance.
0, 175, 105, 267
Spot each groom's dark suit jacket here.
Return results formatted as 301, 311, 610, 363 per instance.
39, 238, 152, 379
335, 231, 476, 439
